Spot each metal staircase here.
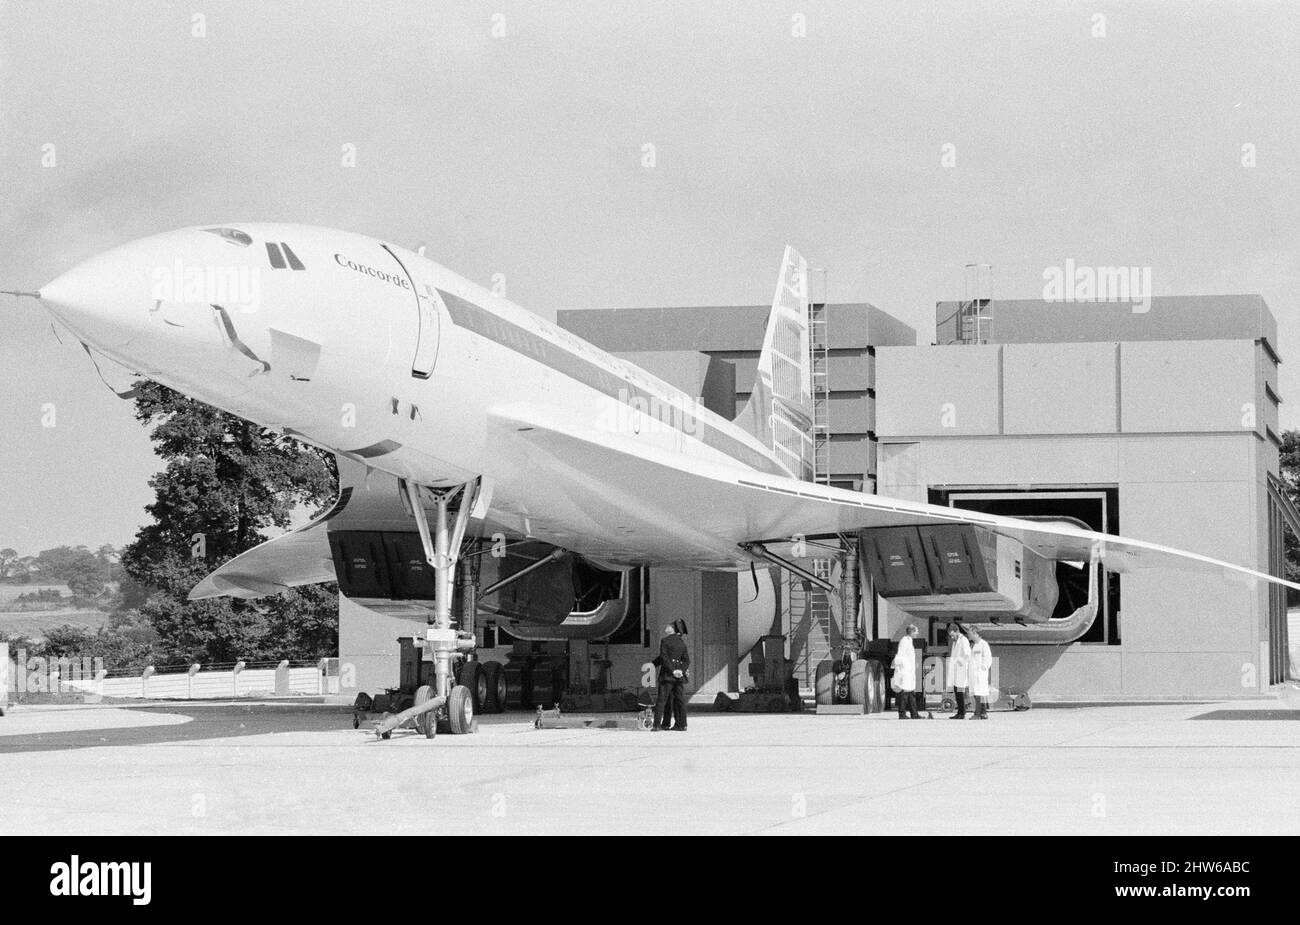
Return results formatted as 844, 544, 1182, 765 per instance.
789, 556, 842, 691
789, 276, 837, 691
958, 263, 994, 344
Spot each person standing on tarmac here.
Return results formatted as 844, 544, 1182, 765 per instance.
891, 624, 922, 720
967, 625, 993, 720
947, 622, 972, 719
653, 620, 690, 731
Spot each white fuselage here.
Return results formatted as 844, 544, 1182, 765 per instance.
39, 224, 787, 566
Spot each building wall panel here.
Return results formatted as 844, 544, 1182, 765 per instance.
1121, 340, 1257, 433
1003, 342, 1118, 434
876, 346, 1001, 436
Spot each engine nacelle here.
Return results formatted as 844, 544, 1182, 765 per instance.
326, 531, 635, 639
478, 541, 624, 626
859, 523, 1059, 624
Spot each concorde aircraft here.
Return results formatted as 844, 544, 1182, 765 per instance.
15, 224, 1300, 733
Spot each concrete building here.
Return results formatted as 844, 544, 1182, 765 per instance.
339, 291, 1293, 702
877, 294, 1291, 698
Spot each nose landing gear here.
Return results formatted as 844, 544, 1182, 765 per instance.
373, 477, 481, 741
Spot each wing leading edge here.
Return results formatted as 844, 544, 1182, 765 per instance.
491, 406, 1300, 593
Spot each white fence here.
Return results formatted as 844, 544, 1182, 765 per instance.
91, 665, 327, 699
3, 646, 343, 701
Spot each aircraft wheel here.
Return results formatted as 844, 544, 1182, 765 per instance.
414, 685, 437, 738
448, 685, 475, 735
483, 661, 506, 713
458, 661, 488, 713
847, 659, 869, 706
865, 660, 885, 714
814, 659, 835, 706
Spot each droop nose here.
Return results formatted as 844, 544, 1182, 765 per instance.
40, 243, 157, 349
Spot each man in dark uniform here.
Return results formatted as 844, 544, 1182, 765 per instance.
653, 620, 690, 731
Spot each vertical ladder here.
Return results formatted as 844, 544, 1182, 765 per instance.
810, 300, 831, 484
959, 263, 994, 345
808, 268, 832, 484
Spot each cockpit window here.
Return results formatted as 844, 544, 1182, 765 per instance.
203, 227, 253, 247
281, 242, 305, 270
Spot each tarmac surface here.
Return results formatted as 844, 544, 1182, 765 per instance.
1, 698, 1297, 835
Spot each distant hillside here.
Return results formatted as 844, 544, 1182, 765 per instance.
0, 583, 110, 641
0, 608, 109, 640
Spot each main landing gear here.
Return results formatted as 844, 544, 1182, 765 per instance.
373, 477, 480, 741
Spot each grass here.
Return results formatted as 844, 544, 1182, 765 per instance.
0, 583, 69, 605
0, 583, 109, 638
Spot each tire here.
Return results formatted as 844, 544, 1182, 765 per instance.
458, 661, 487, 713
847, 659, 869, 706
483, 661, 506, 714
814, 659, 835, 706
866, 660, 885, 714
352, 714, 360, 729
447, 684, 474, 734
414, 684, 437, 739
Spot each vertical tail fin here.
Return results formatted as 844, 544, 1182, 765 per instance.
736, 245, 815, 480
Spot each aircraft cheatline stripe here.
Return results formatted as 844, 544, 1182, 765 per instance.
435, 288, 791, 478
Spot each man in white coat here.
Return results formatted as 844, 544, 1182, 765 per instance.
968, 625, 993, 720
946, 623, 972, 719
891, 624, 922, 720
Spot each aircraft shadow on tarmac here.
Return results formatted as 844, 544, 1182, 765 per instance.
0, 703, 356, 752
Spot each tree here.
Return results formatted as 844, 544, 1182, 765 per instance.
0, 548, 17, 582
64, 563, 107, 599
95, 544, 123, 584
34, 546, 99, 581
24, 546, 104, 597
120, 381, 339, 664
24, 614, 159, 671
12, 556, 36, 584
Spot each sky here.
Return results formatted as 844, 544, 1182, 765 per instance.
2, 0, 1299, 554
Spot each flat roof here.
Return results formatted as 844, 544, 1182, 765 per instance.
558, 303, 916, 353
935, 294, 1278, 356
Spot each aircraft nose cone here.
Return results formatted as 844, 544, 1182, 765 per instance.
40, 245, 155, 348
